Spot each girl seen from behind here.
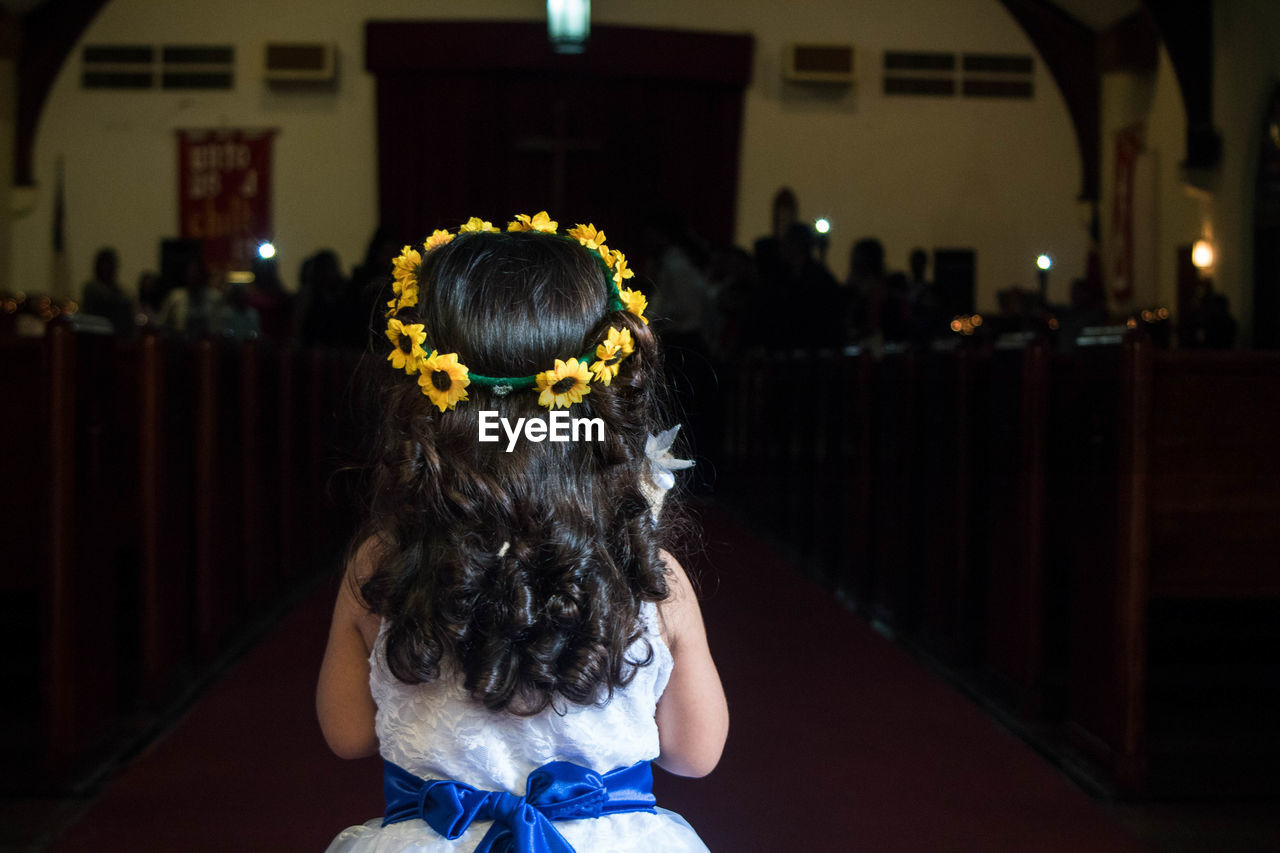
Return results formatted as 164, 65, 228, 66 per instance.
317, 214, 728, 852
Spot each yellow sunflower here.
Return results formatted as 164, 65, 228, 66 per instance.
392, 246, 421, 290
619, 288, 648, 325
535, 357, 592, 409
385, 319, 428, 374
611, 251, 636, 288
394, 279, 419, 309
459, 217, 500, 233
418, 351, 471, 412
568, 223, 607, 252
590, 326, 634, 385
424, 229, 455, 252
508, 211, 558, 233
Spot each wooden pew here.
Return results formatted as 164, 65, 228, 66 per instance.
1145, 349, 1280, 598
136, 330, 197, 705
868, 345, 919, 633
980, 336, 1054, 712
238, 340, 282, 609
1139, 345, 1280, 795
0, 321, 365, 793
1050, 332, 1138, 786
834, 348, 873, 604
783, 350, 817, 562
44, 321, 133, 783
284, 346, 349, 572
739, 351, 786, 527
716, 346, 869, 592
40, 320, 136, 786
717, 355, 750, 496
1058, 333, 1280, 794
915, 341, 980, 663
329, 349, 364, 551
742, 351, 773, 523
276, 345, 302, 581
255, 342, 286, 596
301, 347, 336, 568
804, 349, 841, 585
193, 336, 251, 658
710, 330, 1280, 798
0, 335, 46, 790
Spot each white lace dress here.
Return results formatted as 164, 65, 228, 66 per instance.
325, 601, 709, 853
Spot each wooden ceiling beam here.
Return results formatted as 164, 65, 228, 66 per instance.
1139, 0, 1220, 170
997, 0, 1101, 201
12, 0, 110, 186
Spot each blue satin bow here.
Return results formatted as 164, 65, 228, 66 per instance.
382, 759, 657, 853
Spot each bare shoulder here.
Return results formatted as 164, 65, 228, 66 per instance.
340, 535, 386, 653
659, 549, 695, 597
655, 549, 698, 652
348, 534, 389, 584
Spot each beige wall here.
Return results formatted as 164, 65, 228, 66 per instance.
1212, 0, 1280, 344
0, 53, 14, 295
10, 0, 1086, 311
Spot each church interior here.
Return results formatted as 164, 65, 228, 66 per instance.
2, 0, 1280, 850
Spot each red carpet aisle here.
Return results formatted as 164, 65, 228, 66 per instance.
49, 573, 385, 852
658, 510, 1150, 852
51, 507, 1150, 852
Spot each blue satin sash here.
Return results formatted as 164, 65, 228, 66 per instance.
382, 759, 657, 853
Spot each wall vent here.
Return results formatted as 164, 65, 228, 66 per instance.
161, 46, 234, 90
264, 43, 336, 86
961, 53, 1034, 99
784, 44, 855, 84
82, 44, 233, 90
883, 51, 956, 97
82, 45, 155, 90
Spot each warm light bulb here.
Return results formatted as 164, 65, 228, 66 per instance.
1036, 254, 1052, 271
1191, 239, 1214, 270
258, 242, 276, 260
814, 218, 831, 235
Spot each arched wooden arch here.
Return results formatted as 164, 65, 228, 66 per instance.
995, 0, 1220, 207
10, 0, 111, 186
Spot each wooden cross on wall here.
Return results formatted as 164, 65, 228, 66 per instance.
513, 99, 603, 214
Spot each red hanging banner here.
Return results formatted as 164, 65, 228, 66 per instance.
1110, 123, 1143, 305
177, 128, 276, 273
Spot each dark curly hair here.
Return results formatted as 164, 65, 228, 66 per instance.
352, 229, 676, 716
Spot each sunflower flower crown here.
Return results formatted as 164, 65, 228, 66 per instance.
384, 212, 650, 412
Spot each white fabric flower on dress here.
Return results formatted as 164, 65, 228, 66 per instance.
640, 425, 694, 519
